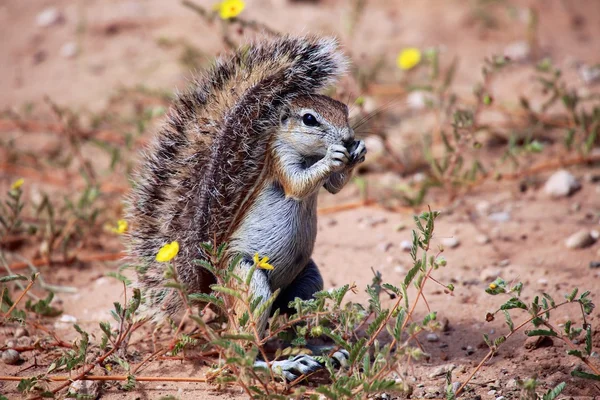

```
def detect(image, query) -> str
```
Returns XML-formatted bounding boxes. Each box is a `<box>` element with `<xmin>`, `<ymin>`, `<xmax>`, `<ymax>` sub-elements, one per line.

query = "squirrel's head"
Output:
<box><xmin>279</xmin><ymin>94</ymin><xmax>353</xmax><ymax>157</ymax></box>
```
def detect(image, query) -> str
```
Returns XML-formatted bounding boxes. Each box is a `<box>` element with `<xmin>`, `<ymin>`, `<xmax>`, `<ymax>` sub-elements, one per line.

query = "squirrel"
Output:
<box><xmin>127</xmin><ymin>35</ymin><xmax>366</xmax><ymax>380</ymax></box>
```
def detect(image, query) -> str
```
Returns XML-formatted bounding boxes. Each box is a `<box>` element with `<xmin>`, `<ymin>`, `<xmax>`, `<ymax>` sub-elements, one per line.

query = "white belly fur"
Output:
<box><xmin>230</xmin><ymin>180</ymin><xmax>318</xmax><ymax>290</ymax></box>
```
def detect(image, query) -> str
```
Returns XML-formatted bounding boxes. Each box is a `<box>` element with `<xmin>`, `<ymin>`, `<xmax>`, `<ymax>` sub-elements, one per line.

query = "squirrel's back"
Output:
<box><xmin>127</xmin><ymin>36</ymin><xmax>348</xmax><ymax>317</ymax></box>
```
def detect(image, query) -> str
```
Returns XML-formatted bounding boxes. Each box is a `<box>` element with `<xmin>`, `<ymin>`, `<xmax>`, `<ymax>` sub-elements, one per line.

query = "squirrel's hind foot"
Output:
<box><xmin>254</xmin><ymin>349</ymin><xmax>349</xmax><ymax>382</ymax></box>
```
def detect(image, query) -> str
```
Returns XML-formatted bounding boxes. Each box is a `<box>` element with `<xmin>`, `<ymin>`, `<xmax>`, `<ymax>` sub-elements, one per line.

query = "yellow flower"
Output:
<box><xmin>11</xmin><ymin>178</ymin><xmax>24</xmax><ymax>191</ymax></box>
<box><xmin>217</xmin><ymin>0</ymin><xmax>245</xmax><ymax>20</ymax></box>
<box><xmin>253</xmin><ymin>253</ymin><xmax>274</xmax><ymax>270</ymax></box>
<box><xmin>489</xmin><ymin>283</ymin><xmax>497</xmax><ymax>290</ymax></box>
<box><xmin>156</xmin><ymin>241</ymin><xmax>180</xmax><ymax>262</ymax></box>
<box><xmin>396</xmin><ymin>48</ymin><xmax>422</xmax><ymax>71</ymax></box>
<box><xmin>111</xmin><ymin>219</ymin><xmax>128</xmax><ymax>235</ymax></box>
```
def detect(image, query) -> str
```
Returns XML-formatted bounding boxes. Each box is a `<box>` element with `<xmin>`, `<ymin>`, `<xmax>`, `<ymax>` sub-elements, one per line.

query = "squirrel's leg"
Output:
<box><xmin>271</xmin><ymin>259</ymin><xmax>323</xmax><ymax>315</ymax></box>
<box><xmin>324</xmin><ymin>139</ymin><xmax>367</xmax><ymax>194</ymax></box>
<box><xmin>256</xmin><ymin>259</ymin><xmax>349</xmax><ymax>381</ymax></box>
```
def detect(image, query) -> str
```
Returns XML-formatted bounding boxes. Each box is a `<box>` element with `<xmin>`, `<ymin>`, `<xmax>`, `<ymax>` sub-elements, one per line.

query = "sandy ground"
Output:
<box><xmin>1</xmin><ymin>0</ymin><xmax>600</xmax><ymax>399</ymax></box>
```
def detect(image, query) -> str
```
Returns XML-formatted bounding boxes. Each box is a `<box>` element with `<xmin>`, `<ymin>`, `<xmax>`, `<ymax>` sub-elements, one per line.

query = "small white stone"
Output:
<box><xmin>480</xmin><ymin>268</ymin><xmax>502</xmax><ymax>281</ymax></box>
<box><xmin>441</xmin><ymin>237</ymin><xmax>460</xmax><ymax>248</ymax></box>
<box><xmin>400</xmin><ymin>240</ymin><xmax>412</xmax><ymax>252</ymax></box>
<box><xmin>59</xmin><ymin>314</ymin><xmax>77</xmax><ymax>323</ymax></box>
<box><xmin>60</xmin><ymin>42</ymin><xmax>78</xmax><ymax>58</ymax></box>
<box><xmin>426</xmin><ymin>333</ymin><xmax>439</xmax><ymax>342</ymax></box>
<box><xmin>475</xmin><ymin>234</ymin><xmax>490</xmax><ymax>245</ymax></box>
<box><xmin>537</xmin><ymin>278</ymin><xmax>548</xmax><ymax>286</ymax></box>
<box><xmin>14</xmin><ymin>327</ymin><xmax>29</xmax><ymax>338</ymax></box>
<box><xmin>2</xmin><ymin>349</ymin><xmax>21</xmax><ymax>365</ymax></box>
<box><xmin>394</xmin><ymin>265</ymin><xmax>406</xmax><ymax>274</ymax></box>
<box><xmin>475</xmin><ymin>201</ymin><xmax>491</xmax><ymax>216</ymax></box>
<box><xmin>544</xmin><ymin>170</ymin><xmax>581</xmax><ymax>198</ymax></box>
<box><xmin>579</xmin><ymin>64</ymin><xmax>600</xmax><ymax>84</ymax></box>
<box><xmin>565</xmin><ymin>230</ymin><xmax>596</xmax><ymax>249</ymax></box>
<box><xmin>488</xmin><ymin>212</ymin><xmax>510</xmax><ymax>223</ymax></box>
<box><xmin>69</xmin><ymin>380</ymin><xmax>101</xmax><ymax>397</ymax></box>
<box><xmin>503</xmin><ymin>41</ymin><xmax>530</xmax><ymax>62</ymax></box>
<box><xmin>36</xmin><ymin>8</ymin><xmax>63</xmax><ymax>27</ymax></box>
<box><xmin>406</xmin><ymin>91</ymin><xmax>436</xmax><ymax>110</ymax></box>
<box><xmin>377</xmin><ymin>242</ymin><xmax>393</xmax><ymax>252</ymax></box>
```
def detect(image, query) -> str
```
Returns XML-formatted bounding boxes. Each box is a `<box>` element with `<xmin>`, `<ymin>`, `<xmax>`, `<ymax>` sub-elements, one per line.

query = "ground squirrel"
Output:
<box><xmin>127</xmin><ymin>35</ymin><xmax>366</xmax><ymax>379</ymax></box>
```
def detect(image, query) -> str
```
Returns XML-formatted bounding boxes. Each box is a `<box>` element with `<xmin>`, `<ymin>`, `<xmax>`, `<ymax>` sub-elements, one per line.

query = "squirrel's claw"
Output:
<box><xmin>331</xmin><ymin>349</ymin><xmax>350</xmax><ymax>368</ymax></box>
<box><xmin>267</xmin><ymin>354</ymin><xmax>323</xmax><ymax>381</ymax></box>
<box><xmin>255</xmin><ymin>350</ymin><xmax>350</xmax><ymax>382</ymax></box>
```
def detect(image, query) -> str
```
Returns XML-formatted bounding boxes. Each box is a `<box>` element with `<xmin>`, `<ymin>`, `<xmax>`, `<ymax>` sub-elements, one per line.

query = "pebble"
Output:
<box><xmin>400</xmin><ymin>240</ymin><xmax>412</xmax><ymax>252</ymax></box>
<box><xmin>590</xmin><ymin>261</ymin><xmax>600</xmax><ymax>269</ymax></box>
<box><xmin>524</xmin><ymin>335</ymin><xmax>553</xmax><ymax>350</ymax></box>
<box><xmin>475</xmin><ymin>201</ymin><xmax>491</xmax><ymax>216</ymax></box>
<box><xmin>543</xmin><ymin>170</ymin><xmax>581</xmax><ymax>197</ymax></box>
<box><xmin>36</xmin><ymin>8</ymin><xmax>63</xmax><ymax>27</ymax></box>
<box><xmin>378</xmin><ymin>242</ymin><xmax>393</xmax><ymax>252</ymax></box>
<box><xmin>16</xmin><ymin>336</ymin><xmax>31</xmax><ymax>347</ymax></box>
<box><xmin>426</xmin><ymin>333</ymin><xmax>439</xmax><ymax>342</ymax></box>
<box><xmin>579</xmin><ymin>64</ymin><xmax>600</xmax><ymax>84</ymax></box>
<box><xmin>475</xmin><ymin>234</ymin><xmax>490</xmax><ymax>245</ymax></box>
<box><xmin>2</xmin><ymin>349</ymin><xmax>21</xmax><ymax>365</ymax></box>
<box><xmin>496</xmin><ymin>397</ymin><xmax>505</xmax><ymax>400</ymax></box>
<box><xmin>506</xmin><ymin>378</ymin><xmax>518</xmax><ymax>388</ymax></box>
<box><xmin>428</xmin><ymin>364</ymin><xmax>456</xmax><ymax>378</ymax></box>
<box><xmin>488</xmin><ymin>389</ymin><xmax>496</xmax><ymax>396</ymax></box>
<box><xmin>488</xmin><ymin>212</ymin><xmax>510</xmax><ymax>223</ymax></box>
<box><xmin>503</xmin><ymin>41</ymin><xmax>530</xmax><ymax>62</ymax></box>
<box><xmin>60</xmin><ymin>42</ymin><xmax>78</xmax><ymax>58</ymax></box>
<box><xmin>441</xmin><ymin>237</ymin><xmax>460</xmax><ymax>249</ymax></box>
<box><xmin>498</xmin><ymin>259</ymin><xmax>510</xmax><ymax>267</ymax></box>
<box><xmin>69</xmin><ymin>380</ymin><xmax>101</xmax><ymax>398</ymax></box>
<box><xmin>406</xmin><ymin>91</ymin><xmax>436</xmax><ymax>110</ymax></box>
<box><xmin>14</xmin><ymin>327</ymin><xmax>29</xmax><ymax>338</ymax></box>
<box><xmin>537</xmin><ymin>278</ymin><xmax>548</xmax><ymax>286</ymax></box>
<box><xmin>465</xmin><ymin>345</ymin><xmax>475</xmax><ymax>355</ymax></box>
<box><xmin>394</xmin><ymin>265</ymin><xmax>406</xmax><ymax>274</ymax></box>
<box><xmin>480</xmin><ymin>268</ymin><xmax>502</xmax><ymax>281</ymax></box>
<box><xmin>565</xmin><ymin>230</ymin><xmax>597</xmax><ymax>249</ymax></box>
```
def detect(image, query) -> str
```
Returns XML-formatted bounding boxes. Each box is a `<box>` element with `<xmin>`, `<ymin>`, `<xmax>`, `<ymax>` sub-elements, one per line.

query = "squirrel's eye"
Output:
<box><xmin>302</xmin><ymin>113</ymin><xmax>319</xmax><ymax>127</ymax></box>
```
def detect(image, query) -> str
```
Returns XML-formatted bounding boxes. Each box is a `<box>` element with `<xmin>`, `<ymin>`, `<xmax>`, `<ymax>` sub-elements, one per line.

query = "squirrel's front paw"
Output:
<box><xmin>348</xmin><ymin>139</ymin><xmax>367</xmax><ymax>166</ymax></box>
<box><xmin>325</xmin><ymin>144</ymin><xmax>350</xmax><ymax>172</ymax></box>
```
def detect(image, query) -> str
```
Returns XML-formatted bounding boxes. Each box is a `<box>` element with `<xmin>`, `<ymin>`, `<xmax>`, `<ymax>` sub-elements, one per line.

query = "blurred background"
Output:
<box><xmin>1</xmin><ymin>0</ymin><xmax>600</xmax><ymax>398</ymax></box>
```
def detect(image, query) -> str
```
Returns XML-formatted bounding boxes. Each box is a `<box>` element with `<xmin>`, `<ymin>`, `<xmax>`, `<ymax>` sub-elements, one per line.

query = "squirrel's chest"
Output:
<box><xmin>230</xmin><ymin>181</ymin><xmax>318</xmax><ymax>285</ymax></box>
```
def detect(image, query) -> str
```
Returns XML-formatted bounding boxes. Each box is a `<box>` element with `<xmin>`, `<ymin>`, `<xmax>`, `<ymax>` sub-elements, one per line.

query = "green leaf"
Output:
<box><xmin>566</xmin><ymin>288</ymin><xmax>579</xmax><ymax>301</ymax></box>
<box><xmin>526</xmin><ymin>329</ymin><xmax>558</xmax><ymax>337</ymax></box>
<box><xmin>570</xmin><ymin>370</ymin><xmax>600</xmax><ymax>381</ymax></box>
<box><xmin>500</xmin><ymin>298</ymin><xmax>528</xmax><ymax>311</ymax></box>
<box><xmin>542</xmin><ymin>382</ymin><xmax>565</xmax><ymax>400</ymax></box>
<box><xmin>422</xmin><ymin>311</ymin><xmax>437</xmax><ymax>326</ymax></box>
<box><xmin>366</xmin><ymin>311</ymin><xmax>389</xmax><ymax>338</ymax></box>
<box><xmin>502</xmin><ymin>310</ymin><xmax>514</xmax><ymax>331</ymax></box>
<box><xmin>404</xmin><ymin>260</ymin><xmax>422</xmax><ymax>287</ymax></box>
<box><xmin>0</xmin><ymin>274</ymin><xmax>27</xmax><ymax>283</ymax></box>
<box><xmin>210</xmin><ymin>285</ymin><xmax>242</xmax><ymax>300</ymax></box>
<box><xmin>253</xmin><ymin>288</ymin><xmax>280</xmax><ymax>320</ymax></box>
<box><xmin>188</xmin><ymin>293</ymin><xmax>226</xmax><ymax>311</ymax></box>
<box><xmin>567</xmin><ymin>349</ymin><xmax>583</xmax><ymax>358</ymax></box>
